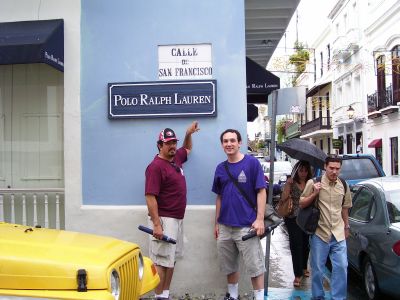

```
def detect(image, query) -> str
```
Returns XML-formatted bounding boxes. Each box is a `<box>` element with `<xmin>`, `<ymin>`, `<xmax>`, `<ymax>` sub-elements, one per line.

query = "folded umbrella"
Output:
<box><xmin>277</xmin><ymin>138</ymin><xmax>327</xmax><ymax>169</ymax></box>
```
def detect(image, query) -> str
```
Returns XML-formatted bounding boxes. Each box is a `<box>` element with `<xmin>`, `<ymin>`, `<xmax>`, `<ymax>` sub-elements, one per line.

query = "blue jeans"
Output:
<box><xmin>310</xmin><ymin>234</ymin><xmax>348</xmax><ymax>300</ymax></box>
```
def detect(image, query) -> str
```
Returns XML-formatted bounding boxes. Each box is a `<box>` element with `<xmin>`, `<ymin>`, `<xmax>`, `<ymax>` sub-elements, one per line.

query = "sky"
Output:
<box><xmin>247</xmin><ymin>0</ymin><xmax>336</xmax><ymax>140</ymax></box>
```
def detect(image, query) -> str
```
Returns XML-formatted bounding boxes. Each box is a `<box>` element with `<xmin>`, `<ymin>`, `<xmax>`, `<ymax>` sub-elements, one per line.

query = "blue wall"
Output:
<box><xmin>81</xmin><ymin>0</ymin><xmax>247</xmax><ymax>205</ymax></box>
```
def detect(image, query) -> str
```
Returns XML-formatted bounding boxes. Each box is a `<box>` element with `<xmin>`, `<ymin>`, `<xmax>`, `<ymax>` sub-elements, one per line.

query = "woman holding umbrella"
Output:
<box><xmin>279</xmin><ymin>160</ymin><xmax>313</xmax><ymax>287</ymax></box>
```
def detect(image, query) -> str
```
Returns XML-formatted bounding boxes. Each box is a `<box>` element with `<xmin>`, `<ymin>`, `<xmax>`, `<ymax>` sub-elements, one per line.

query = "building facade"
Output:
<box><xmin>330</xmin><ymin>0</ymin><xmax>399</xmax><ymax>175</ymax></box>
<box><xmin>0</xmin><ymin>0</ymin><xmax>252</xmax><ymax>294</ymax></box>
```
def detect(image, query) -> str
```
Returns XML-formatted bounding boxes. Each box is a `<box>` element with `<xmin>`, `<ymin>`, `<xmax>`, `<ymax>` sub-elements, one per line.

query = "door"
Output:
<box><xmin>0</xmin><ymin>66</ymin><xmax>12</xmax><ymax>188</ymax></box>
<box><xmin>346</xmin><ymin>134</ymin><xmax>353</xmax><ymax>154</ymax></box>
<box><xmin>348</xmin><ymin>187</ymin><xmax>376</xmax><ymax>269</ymax></box>
<box><xmin>0</xmin><ymin>64</ymin><xmax>64</xmax><ymax>189</ymax></box>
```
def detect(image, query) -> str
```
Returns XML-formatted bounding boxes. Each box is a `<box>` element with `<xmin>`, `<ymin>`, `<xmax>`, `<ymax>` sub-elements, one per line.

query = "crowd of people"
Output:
<box><xmin>144</xmin><ymin>121</ymin><xmax>352</xmax><ymax>300</ymax></box>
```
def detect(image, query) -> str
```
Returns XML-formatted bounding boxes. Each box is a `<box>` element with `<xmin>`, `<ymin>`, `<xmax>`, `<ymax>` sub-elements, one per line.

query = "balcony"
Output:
<box><xmin>367</xmin><ymin>84</ymin><xmax>400</xmax><ymax>118</ymax></box>
<box><xmin>0</xmin><ymin>188</ymin><xmax>65</xmax><ymax>229</ymax></box>
<box><xmin>285</xmin><ymin>120</ymin><xmax>302</xmax><ymax>139</ymax></box>
<box><xmin>300</xmin><ymin>117</ymin><xmax>331</xmax><ymax>136</ymax></box>
<box><xmin>332</xmin><ymin>28</ymin><xmax>361</xmax><ymax>63</ymax></box>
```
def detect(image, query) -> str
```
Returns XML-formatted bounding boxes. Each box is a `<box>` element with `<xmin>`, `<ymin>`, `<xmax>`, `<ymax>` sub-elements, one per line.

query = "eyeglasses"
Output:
<box><xmin>170</xmin><ymin>162</ymin><xmax>181</xmax><ymax>173</ymax></box>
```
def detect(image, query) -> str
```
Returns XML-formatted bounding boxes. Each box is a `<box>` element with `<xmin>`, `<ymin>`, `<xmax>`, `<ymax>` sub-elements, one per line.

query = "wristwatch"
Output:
<box><xmin>344</xmin><ymin>224</ymin><xmax>350</xmax><ymax>229</ymax></box>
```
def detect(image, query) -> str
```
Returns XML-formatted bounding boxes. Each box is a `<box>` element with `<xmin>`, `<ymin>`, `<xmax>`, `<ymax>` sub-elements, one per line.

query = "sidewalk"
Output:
<box><xmin>263</xmin><ymin>224</ymin><xmax>331</xmax><ymax>299</ymax></box>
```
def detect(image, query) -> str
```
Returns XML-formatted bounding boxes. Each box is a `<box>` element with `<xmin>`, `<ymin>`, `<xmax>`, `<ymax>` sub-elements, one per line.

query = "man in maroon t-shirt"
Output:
<box><xmin>145</xmin><ymin>121</ymin><xmax>199</xmax><ymax>300</ymax></box>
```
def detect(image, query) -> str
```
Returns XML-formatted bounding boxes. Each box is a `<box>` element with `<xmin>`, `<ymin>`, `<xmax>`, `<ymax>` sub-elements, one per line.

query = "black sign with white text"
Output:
<box><xmin>108</xmin><ymin>80</ymin><xmax>217</xmax><ymax>119</ymax></box>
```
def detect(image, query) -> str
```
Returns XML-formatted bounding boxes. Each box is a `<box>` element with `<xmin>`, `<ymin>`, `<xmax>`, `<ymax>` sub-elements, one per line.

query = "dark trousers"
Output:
<box><xmin>285</xmin><ymin>217</ymin><xmax>310</xmax><ymax>277</ymax></box>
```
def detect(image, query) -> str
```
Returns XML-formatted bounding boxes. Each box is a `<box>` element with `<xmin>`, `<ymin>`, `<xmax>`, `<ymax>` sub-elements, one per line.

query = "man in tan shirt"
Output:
<box><xmin>300</xmin><ymin>155</ymin><xmax>352</xmax><ymax>300</ymax></box>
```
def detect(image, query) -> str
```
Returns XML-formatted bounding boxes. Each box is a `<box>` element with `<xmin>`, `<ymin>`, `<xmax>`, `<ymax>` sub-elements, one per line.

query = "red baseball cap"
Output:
<box><xmin>158</xmin><ymin>128</ymin><xmax>178</xmax><ymax>142</ymax></box>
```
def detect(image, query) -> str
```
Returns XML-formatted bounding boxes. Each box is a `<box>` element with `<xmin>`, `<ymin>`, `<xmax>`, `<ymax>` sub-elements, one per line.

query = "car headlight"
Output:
<box><xmin>110</xmin><ymin>269</ymin><xmax>120</xmax><ymax>300</ymax></box>
<box><xmin>138</xmin><ymin>252</ymin><xmax>144</xmax><ymax>281</ymax></box>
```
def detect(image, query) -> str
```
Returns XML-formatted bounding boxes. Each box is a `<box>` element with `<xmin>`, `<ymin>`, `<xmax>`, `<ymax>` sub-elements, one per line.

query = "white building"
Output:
<box><xmin>329</xmin><ymin>0</ymin><xmax>399</xmax><ymax>175</ymax></box>
<box><xmin>299</xmin><ymin>23</ymin><xmax>334</xmax><ymax>154</ymax></box>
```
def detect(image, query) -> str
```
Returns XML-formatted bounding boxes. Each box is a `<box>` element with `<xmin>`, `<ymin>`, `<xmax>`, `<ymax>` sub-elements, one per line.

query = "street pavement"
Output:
<box><xmin>263</xmin><ymin>223</ymin><xmax>397</xmax><ymax>300</ymax></box>
<box><xmin>143</xmin><ymin>221</ymin><xmax>396</xmax><ymax>300</ymax></box>
<box><xmin>262</xmin><ymin>224</ymin><xmax>329</xmax><ymax>299</ymax></box>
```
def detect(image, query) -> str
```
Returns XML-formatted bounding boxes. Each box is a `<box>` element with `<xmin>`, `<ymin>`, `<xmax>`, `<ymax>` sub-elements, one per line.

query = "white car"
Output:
<box><xmin>261</xmin><ymin>161</ymin><xmax>292</xmax><ymax>184</ymax></box>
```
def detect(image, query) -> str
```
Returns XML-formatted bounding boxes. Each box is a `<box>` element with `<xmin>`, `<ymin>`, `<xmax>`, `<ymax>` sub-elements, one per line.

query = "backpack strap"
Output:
<box><xmin>338</xmin><ymin>176</ymin><xmax>348</xmax><ymax>206</ymax></box>
<box><xmin>224</xmin><ymin>161</ymin><xmax>256</xmax><ymax>211</ymax></box>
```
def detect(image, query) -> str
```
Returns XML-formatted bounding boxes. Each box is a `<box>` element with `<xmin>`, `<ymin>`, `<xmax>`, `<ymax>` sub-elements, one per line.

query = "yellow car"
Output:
<box><xmin>0</xmin><ymin>222</ymin><xmax>159</xmax><ymax>300</ymax></box>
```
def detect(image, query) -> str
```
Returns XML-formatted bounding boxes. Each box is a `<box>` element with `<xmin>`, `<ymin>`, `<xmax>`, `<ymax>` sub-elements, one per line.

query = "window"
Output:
<box><xmin>328</xmin><ymin>137</ymin><xmax>331</xmax><ymax>154</ymax></box>
<box><xmin>319</xmin><ymin>96</ymin><xmax>323</xmax><ymax>118</ymax></box>
<box><xmin>377</xmin><ymin>55</ymin><xmax>386</xmax><ymax>107</ymax></box>
<box><xmin>349</xmin><ymin>187</ymin><xmax>376</xmax><ymax>222</ymax></box>
<box><xmin>0</xmin><ymin>64</ymin><xmax>64</xmax><ymax>189</ymax></box>
<box><xmin>392</xmin><ymin>45</ymin><xmax>400</xmax><ymax>102</ymax></box>
<box><xmin>391</xmin><ymin>136</ymin><xmax>398</xmax><ymax>175</ymax></box>
<box><xmin>327</xmin><ymin>44</ymin><xmax>331</xmax><ymax>70</ymax></box>
<box><xmin>320</xmin><ymin>51</ymin><xmax>324</xmax><ymax>76</ymax></box>
<box><xmin>312</xmin><ymin>97</ymin><xmax>316</xmax><ymax>120</ymax></box>
<box><xmin>338</xmin><ymin>136</ymin><xmax>344</xmax><ymax>155</ymax></box>
<box><xmin>340</xmin><ymin>158</ymin><xmax>382</xmax><ymax>180</ymax></box>
<box><xmin>326</xmin><ymin>92</ymin><xmax>330</xmax><ymax>125</ymax></box>
<box><xmin>346</xmin><ymin>134</ymin><xmax>353</xmax><ymax>154</ymax></box>
<box><xmin>387</xmin><ymin>190</ymin><xmax>400</xmax><ymax>223</ymax></box>
<box><xmin>337</xmin><ymin>86</ymin><xmax>342</xmax><ymax>107</ymax></box>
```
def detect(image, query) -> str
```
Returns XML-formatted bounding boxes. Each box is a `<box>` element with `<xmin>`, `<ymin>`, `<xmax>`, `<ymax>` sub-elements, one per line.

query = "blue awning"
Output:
<box><xmin>0</xmin><ymin>19</ymin><xmax>64</xmax><ymax>72</ymax></box>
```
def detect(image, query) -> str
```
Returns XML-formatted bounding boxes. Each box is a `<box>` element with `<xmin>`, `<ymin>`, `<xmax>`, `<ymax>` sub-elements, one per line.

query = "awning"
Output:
<box><xmin>368</xmin><ymin>139</ymin><xmax>382</xmax><ymax>148</ymax></box>
<box><xmin>247</xmin><ymin>104</ymin><xmax>258</xmax><ymax>122</ymax></box>
<box><xmin>0</xmin><ymin>19</ymin><xmax>64</xmax><ymax>72</ymax></box>
<box><xmin>246</xmin><ymin>57</ymin><xmax>280</xmax><ymax>104</ymax></box>
<box><xmin>306</xmin><ymin>81</ymin><xmax>331</xmax><ymax>98</ymax></box>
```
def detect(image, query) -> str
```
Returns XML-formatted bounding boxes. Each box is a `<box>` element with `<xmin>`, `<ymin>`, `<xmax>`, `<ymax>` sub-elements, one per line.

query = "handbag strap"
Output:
<box><xmin>314</xmin><ymin>176</ymin><xmax>347</xmax><ymax>206</ymax></box>
<box><xmin>224</xmin><ymin>161</ymin><xmax>256</xmax><ymax>211</ymax></box>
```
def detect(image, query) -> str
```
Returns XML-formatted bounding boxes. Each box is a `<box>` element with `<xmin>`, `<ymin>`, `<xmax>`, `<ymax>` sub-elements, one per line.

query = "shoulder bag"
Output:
<box><xmin>277</xmin><ymin>192</ymin><xmax>293</xmax><ymax>218</ymax></box>
<box><xmin>296</xmin><ymin>177</ymin><xmax>348</xmax><ymax>235</ymax></box>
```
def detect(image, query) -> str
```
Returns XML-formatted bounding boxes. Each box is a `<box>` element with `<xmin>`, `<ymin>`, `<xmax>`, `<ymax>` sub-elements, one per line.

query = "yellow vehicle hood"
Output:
<box><xmin>0</xmin><ymin>222</ymin><xmax>138</xmax><ymax>290</ymax></box>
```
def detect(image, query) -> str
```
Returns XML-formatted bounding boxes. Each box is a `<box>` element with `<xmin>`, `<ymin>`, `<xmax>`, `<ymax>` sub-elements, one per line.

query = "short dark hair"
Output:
<box><xmin>220</xmin><ymin>129</ymin><xmax>242</xmax><ymax>143</ymax></box>
<box><xmin>325</xmin><ymin>154</ymin><xmax>342</xmax><ymax>166</ymax></box>
<box><xmin>157</xmin><ymin>140</ymin><xmax>163</xmax><ymax>152</ymax></box>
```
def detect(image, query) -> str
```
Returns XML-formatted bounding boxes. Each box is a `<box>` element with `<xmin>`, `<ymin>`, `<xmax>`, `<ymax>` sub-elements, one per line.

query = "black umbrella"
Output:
<box><xmin>277</xmin><ymin>138</ymin><xmax>327</xmax><ymax>169</ymax></box>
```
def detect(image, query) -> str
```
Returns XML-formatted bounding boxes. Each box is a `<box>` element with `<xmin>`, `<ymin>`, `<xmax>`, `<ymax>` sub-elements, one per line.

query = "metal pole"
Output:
<box><xmin>264</xmin><ymin>90</ymin><xmax>277</xmax><ymax>297</ymax></box>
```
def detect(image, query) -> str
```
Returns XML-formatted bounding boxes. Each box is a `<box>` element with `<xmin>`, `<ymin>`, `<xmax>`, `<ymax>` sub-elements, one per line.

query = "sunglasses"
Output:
<box><xmin>170</xmin><ymin>162</ymin><xmax>181</xmax><ymax>173</ymax></box>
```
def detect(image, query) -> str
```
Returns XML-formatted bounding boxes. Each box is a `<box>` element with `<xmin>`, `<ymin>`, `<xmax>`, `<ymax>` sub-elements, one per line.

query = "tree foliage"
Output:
<box><xmin>288</xmin><ymin>41</ymin><xmax>310</xmax><ymax>85</ymax></box>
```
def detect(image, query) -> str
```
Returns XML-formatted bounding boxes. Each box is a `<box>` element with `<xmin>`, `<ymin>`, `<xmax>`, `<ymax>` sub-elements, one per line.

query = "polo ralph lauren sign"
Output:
<box><xmin>108</xmin><ymin>80</ymin><xmax>217</xmax><ymax>119</ymax></box>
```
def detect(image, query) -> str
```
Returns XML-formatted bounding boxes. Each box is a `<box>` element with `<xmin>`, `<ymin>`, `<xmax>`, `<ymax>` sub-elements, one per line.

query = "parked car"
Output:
<box><xmin>347</xmin><ymin>176</ymin><xmax>400</xmax><ymax>300</ymax></box>
<box><xmin>261</xmin><ymin>161</ymin><xmax>292</xmax><ymax>184</ymax></box>
<box><xmin>315</xmin><ymin>154</ymin><xmax>385</xmax><ymax>187</ymax></box>
<box><xmin>0</xmin><ymin>222</ymin><xmax>160</xmax><ymax>300</ymax></box>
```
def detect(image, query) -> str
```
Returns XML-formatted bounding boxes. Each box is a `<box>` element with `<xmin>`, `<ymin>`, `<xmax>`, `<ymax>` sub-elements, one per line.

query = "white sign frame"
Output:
<box><xmin>158</xmin><ymin>43</ymin><xmax>213</xmax><ymax>80</ymax></box>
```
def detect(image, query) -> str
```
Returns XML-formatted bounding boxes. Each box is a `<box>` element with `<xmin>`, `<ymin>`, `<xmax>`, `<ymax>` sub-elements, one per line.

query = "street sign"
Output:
<box><xmin>333</xmin><ymin>139</ymin><xmax>343</xmax><ymax>149</ymax></box>
<box><xmin>108</xmin><ymin>80</ymin><xmax>217</xmax><ymax>119</ymax></box>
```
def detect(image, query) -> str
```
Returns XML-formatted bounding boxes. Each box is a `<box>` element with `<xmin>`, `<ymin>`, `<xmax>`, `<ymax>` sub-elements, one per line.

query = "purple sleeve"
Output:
<box><xmin>212</xmin><ymin>164</ymin><xmax>222</xmax><ymax>195</ymax></box>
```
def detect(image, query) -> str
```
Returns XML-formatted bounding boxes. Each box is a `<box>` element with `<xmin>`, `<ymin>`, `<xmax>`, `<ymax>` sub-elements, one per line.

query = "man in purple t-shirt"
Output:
<box><xmin>145</xmin><ymin>121</ymin><xmax>199</xmax><ymax>300</ymax></box>
<box><xmin>212</xmin><ymin>129</ymin><xmax>266</xmax><ymax>300</ymax></box>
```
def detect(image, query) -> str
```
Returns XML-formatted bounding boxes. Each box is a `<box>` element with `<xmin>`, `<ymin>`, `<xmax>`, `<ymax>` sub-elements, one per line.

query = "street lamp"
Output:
<box><xmin>347</xmin><ymin>105</ymin><xmax>355</xmax><ymax>119</ymax></box>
